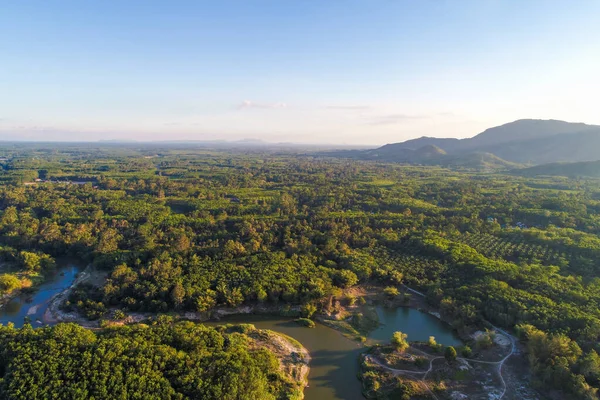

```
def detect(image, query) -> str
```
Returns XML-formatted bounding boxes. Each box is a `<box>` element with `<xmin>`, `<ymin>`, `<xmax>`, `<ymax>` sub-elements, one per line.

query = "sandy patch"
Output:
<box><xmin>26</xmin><ymin>304</ymin><xmax>40</xmax><ymax>315</ymax></box>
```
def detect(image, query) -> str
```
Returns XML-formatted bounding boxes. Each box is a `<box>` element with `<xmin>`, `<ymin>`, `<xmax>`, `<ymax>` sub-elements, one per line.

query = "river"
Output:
<box><xmin>0</xmin><ymin>260</ymin><xmax>81</xmax><ymax>328</ymax></box>
<box><xmin>0</xmin><ymin>264</ymin><xmax>461</xmax><ymax>400</ymax></box>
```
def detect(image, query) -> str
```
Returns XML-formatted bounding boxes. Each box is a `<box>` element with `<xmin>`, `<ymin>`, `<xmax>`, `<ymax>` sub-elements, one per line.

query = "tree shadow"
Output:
<box><xmin>304</xmin><ymin>348</ymin><xmax>366</xmax><ymax>400</ymax></box>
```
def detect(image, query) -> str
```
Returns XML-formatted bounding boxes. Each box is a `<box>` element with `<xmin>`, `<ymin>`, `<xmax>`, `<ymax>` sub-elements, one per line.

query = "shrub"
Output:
<box><xmin>301</xmin><ymin>303</ymin><xmax>317</xmax><ymax>318</ymax></box>
<box><xmin>295</xmin><ymin>318</ymin><xmax>316</xmax><ymax>328</ymax></box>
<box><xmin>428</xmin><ymin>336</ymin><xmax>437</xmax><ymax>348</ymax></box>
<box><xmin>0</xmin><ymin>274</ymin><xmax>21</xmax><ymax>293</ymax></box>
<box><xmin>445</xmin><ymin>346</ymin><xmax>457</xmax><ymax>362</ymax></box>
<box><xmin>392</xmin><ymin>331</ymin><xmax>409</xmax><ymax>352</ymax></box>
<box><xmin>461</xmin><ymin>345</ymin><xmax>472</xmax><ymax>358</ymax></box>
<box><xmin>384</xmin><ymin>286</ymin><xmax>399</xmax><ymax>299</ymax></box>
<box><xmin>345</xmin><ymin>295</ymin><xmax>357</xmax><ymax>306</ymax></box>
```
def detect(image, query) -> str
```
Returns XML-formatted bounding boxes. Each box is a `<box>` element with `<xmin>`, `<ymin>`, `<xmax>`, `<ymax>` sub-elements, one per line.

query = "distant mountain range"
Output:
<box><xmin>325</xmin><ymin>119</ymin><xmax>600</xmax><ymax>171</ymax></box>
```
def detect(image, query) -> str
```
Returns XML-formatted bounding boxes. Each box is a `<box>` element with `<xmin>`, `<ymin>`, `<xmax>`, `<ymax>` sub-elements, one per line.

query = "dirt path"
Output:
<box><xmin>486</xmin><ymin>326</ymin><xmax>517</xmax><ymax>399</ymax></box>
<box><xmin>366</xmin><ymin>353</ymin><xmax>442</xmax><ymax>399</ymax></box>
<box><xmin>365</xmin><ymin>354</ymin><xmax>434</xmax><ymax>376</ymax></box>
<box><xmin>369</xmin><ymin>340</ymin><xmax>516</xmax><ymax>399</ymax></box>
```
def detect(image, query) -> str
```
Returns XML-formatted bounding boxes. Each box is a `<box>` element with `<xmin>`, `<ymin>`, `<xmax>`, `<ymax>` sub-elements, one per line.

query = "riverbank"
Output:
<box><xmin>0</xmin><ymin>289</ymin><xmax>21</xmax><ymax>309</ymax></box>
<box><xmin>42</xmin><ymin>276</ymin><xmax>509</xmax><ymax>352</ymax></box>
<box><xmin>251</xmin><ymin>328</ymin><xmax>311</xmax><ymax>395</ymax></box>
<box><xmin>0</xmin><ymin>270</ymin><xmax>39</xmax><ymax>309</ymax></box>
<box><xmin>43</xmin><ymin>279</ymin><xmax>465</xmax><ymax>349</ymax></box>
<box><xmin>46</xmin><ymin>292</ymin><xmax>305</xmax><ymax>327</ymax></box>
<box><xmin>311</xmin><ymin>283</ymin><xmax>542</xmax><ymax>400</ymax></box>
<box><xmin>209</xmin><ymin>323</ymin><xmax>310</xmax><ymax>398</ymax></box>
<box><xmin>43</xmin><ymin>264</ymin><xmax>97</xmax><ymax>327</ymax></box>
<box><xmin>1</xmin><ymin>258</ymin><xmax>87</xmax><ymax>312</ymax></box>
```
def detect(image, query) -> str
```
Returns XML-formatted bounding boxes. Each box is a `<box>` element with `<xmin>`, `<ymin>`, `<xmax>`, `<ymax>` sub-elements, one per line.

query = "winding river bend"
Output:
<box><xmin>0</xmin><ymin>261</ymin><xmax>82</xmax><ymax>328</ymax></box>
<box><xmin>0</xmin><ymin>263</ymin><xmax>461</xmax><ymax>400</ymax></box>
<box><xmin>206</xmin><ymin>315</ymin><xmax>366</xmax><ymax>400</ymax></box>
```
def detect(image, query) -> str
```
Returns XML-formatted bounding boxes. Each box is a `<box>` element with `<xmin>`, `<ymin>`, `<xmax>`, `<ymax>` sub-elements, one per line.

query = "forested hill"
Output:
<box><xmin>515</xmin><ymin>160</ymin><xmax>600</xmax><ymax>178</ymax></box>
<box><xmin>326</xmin><ymin>119</ymin><xmax>600</xmax><ymax>168</ymax></box>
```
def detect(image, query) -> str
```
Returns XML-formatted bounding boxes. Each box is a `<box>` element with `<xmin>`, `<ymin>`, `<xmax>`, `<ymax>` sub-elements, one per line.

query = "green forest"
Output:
<box><xmin>1</xmin><ymin>143</ymin><xmax>600</xmax><ymax>398</ymax></box>
<box><xmin>0</xmin><ymin>320</ymin><xmax>303</xmax><ymax>399</ymax></box>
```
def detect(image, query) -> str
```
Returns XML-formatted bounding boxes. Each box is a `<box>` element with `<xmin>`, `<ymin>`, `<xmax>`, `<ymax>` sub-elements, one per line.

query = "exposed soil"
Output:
<box><xmin>249</xmin><ymin>328</ymin><xmax>311</xmax><ymax>392</ymax></box>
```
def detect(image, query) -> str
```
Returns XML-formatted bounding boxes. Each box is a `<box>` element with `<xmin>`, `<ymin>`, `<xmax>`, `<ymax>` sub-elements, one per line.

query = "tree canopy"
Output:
<box><xmin>0</xmin><ymin>321</ymin><xmax>302</xmax><ymax>400</ymax></box>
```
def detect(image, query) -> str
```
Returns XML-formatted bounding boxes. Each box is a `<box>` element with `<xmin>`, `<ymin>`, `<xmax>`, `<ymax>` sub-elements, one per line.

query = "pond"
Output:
<box><xmin>369</xmin><ymin>306</ymin><xmax>462</xmax><ymax>346</ymax></box>
<box><xmin>0</xmin><ymin>261</ymin><xmax>82</xmax><ymax>328</ymax></box>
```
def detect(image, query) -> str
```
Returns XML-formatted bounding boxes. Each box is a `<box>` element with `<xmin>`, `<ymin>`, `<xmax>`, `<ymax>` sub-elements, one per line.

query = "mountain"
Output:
<box><xmin>516</xmin><ymin>160</ymin><xmax>600</xmax><ymax>178</ymax></box>
<box><xmin>441</xmin><ymin>152</ymin><xmax>521</xmax><ymax>170</ymax></box>
<box><xmin>382</xmin><ymin>137</ymin><xmax>462</xmax><ymax>152</ymax></box>
<box><xmin>471</xmin><ymin>130</ymin><xmax>600</xmax><ymax>164</ymax></box>
<box><xmin>338</xmin><ymin>119</ymin><xmax>600</xmax><ymax>168</ymax></box>
<box><xmin>361</xmin><ymin>144</ymin><xmax>444</xmax><ymax>161</ymax></box>
<box><xmin>413</xmin><ymin>144</ymin><xmax>447</xmax><ymax>158</ymax></box>
<box><xmin>330</xmin><ymin>144</ymin><xmax>520</xmax><ymax>170</ymax></box>
<box><xmin>363</xmin><ymin>146</ymin><xmax>415</xmax><ymax>161</ymax></box>
<box><xmin>463</xmin><ymin>119</ymin><xmax>600</xmax><ymax>150</ymax></box>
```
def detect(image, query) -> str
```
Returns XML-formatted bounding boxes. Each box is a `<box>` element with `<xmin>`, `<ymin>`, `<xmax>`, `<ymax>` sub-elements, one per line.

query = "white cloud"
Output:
<box><xmin>238</xmin><ymin>100</ymin><xmax>288</xmax><ymax>110</ymax></box>
<box><xmin>325</xmin><ymin>105</ymin><xmax>371</xmax><ymax>110</ymax></box>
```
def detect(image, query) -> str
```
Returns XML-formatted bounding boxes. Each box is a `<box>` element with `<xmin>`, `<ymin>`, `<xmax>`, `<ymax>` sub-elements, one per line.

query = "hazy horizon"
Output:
<box><xmin>2</xmin><ymin>1</ymin><xmax>599</xmax><ymax>144</ymax></box>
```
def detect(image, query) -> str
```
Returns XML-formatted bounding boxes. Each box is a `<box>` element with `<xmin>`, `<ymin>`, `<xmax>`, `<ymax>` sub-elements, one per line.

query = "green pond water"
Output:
<box><xmin>1</xmin><ymin>268</ymin><xmax>461</xmax><ymax>400</ymax></box>
<box><xmin>206</xmin><ymin>315</ymin><xmax>366</xmax><ymax>400</ymax></box>
<box><xmin>369</xmin><ymin>306</ymin><xmax>462</xmax><ymax>346</ymax></box>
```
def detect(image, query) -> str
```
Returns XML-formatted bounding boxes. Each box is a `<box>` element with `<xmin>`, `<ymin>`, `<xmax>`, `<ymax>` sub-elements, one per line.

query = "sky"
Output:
<box><xmin>1</xmin><ymin>0</ymin><xmax>599</xmax><ymax>145</ymax></box>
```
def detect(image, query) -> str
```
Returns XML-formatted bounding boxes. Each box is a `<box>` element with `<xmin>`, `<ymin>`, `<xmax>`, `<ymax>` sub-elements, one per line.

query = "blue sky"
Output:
<box><xmin>1</xmin><ymin>1</ymin><xmax>599</xmax><ymax>144</ymax></box>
